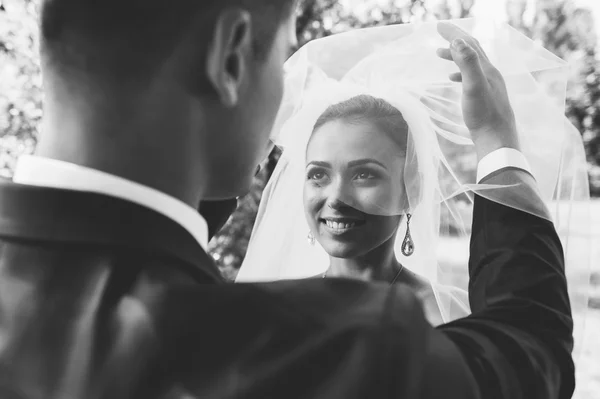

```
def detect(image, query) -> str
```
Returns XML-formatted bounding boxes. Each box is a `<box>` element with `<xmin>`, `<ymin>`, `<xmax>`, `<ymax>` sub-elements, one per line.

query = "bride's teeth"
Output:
<box><xmin>325</xmin><ymin>220</ymin><xmax>358</xmax><ymax>229</ymax></box>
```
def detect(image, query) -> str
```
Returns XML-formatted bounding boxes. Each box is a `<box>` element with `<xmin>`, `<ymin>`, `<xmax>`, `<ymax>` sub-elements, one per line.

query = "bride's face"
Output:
<box><xmin>304</xmin><ymin>118</ymin><xmax>406</xmax><ymax>258</ymax></box>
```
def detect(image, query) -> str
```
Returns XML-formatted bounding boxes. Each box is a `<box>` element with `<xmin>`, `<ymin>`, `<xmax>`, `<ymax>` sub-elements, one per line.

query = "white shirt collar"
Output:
<box><xmin>12</xmin><ymin>155</ymin><xmax>209</xmax><ymax>251</ymax></box>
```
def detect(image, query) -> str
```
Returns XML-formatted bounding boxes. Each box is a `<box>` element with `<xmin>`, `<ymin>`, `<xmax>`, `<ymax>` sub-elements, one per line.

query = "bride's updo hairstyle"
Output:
<box><xmin>311</xmin><ymin>94</ymin><xmax>410</xmax><ymax>154</ymax></box>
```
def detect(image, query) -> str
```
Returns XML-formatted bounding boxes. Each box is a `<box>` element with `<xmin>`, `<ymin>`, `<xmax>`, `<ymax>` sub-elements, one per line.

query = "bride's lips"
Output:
<box><xmin>320</xmin><ymin>217</ymin><xmax>366</xmax><ymax>235</ymax></box>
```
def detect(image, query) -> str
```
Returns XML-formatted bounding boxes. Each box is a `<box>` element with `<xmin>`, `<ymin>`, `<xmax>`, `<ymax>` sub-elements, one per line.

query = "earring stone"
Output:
<box><xmin>307</xmin><ymin>231</ymin><xmax>315</xmax><ymax>245</ymax></box>
<box><xmin>401</xmin><ymin>213</ymin><xmax>414</xmax><ymax>257</ymax></box>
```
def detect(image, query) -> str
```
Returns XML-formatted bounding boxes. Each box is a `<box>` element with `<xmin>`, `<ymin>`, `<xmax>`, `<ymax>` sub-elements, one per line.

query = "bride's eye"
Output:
<box><xmin>307</xmin><ymin>169</ymin><xmax>327</xmax><ymax>181</ymax></box>
<box><xmin>354</xmin><ymin>170</ymin><xmax>377</xmax><ymax>180</ymax></box>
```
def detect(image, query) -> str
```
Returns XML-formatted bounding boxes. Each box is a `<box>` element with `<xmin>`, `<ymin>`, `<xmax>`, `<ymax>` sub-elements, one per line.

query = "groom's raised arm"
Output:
<box><xmin>433</xmin><ymin>23</ymin><xmax>574</xmax><ymax>399</ymax></box>
<box><xmin>437</xmin><ymin>169</ymin><xmax>574</xmax><ymax>399</ymax></box>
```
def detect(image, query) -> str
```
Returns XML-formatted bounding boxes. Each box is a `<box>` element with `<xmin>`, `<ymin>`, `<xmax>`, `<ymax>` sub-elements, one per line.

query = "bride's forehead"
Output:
<box><xmin>306</xmin><ymin>119</ymin><xmax>402</xmax><ymax>157</ymax></box>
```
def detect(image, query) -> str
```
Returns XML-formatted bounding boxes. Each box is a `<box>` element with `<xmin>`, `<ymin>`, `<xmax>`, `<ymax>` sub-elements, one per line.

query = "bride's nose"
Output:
<box><xmin>327</xmin><ymin>197</ymin><xmax>347</xmax><ymax>210</ymax></box>
<box><xmin>324</xmin><ymin>178</ymin><xmax>351</xmax><ymax>210</ymax></box>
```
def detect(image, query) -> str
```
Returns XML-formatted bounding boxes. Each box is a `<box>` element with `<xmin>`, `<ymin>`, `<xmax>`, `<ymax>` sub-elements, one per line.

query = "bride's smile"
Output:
<box><xmin>321</xmin><ymin>217</ymin><xmax>366</xmax><ymax>232</ymax></box>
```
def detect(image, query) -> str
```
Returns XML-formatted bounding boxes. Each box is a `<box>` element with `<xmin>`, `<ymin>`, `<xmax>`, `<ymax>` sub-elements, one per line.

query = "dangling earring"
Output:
<box><xmin>307</xmin><ymin>231</ymin><xmax>315</xmax><ymax>245</ymax></box>
<box><xmin>401</xmin><ymin>213</ymin><xmax>415</xmax><ymax>257</ymax></box>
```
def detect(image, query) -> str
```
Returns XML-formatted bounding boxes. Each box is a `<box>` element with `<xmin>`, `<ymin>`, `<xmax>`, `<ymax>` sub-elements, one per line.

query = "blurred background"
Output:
<box><xmin>1</xmin><ymin>0</ymin><xmax>598</xmax><ymax>397</ymax></box>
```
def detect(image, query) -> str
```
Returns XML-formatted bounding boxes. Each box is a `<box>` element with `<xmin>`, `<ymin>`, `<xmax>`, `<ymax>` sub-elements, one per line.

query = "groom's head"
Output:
<box><xmin>39</xmin><ymin>0</ymin><xmax>297</xmax><ymax>199</ymax></box>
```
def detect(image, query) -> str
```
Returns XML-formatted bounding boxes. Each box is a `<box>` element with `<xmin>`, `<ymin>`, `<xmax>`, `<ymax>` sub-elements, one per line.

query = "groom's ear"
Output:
<box><xmin>206</xmin><ymin>8</ymin><xmax>252</xmax><ymax>108</ymax></box>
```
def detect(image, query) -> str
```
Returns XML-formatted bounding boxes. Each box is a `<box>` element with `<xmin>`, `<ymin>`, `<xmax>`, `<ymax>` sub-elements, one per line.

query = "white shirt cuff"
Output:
<box><xmin>476</xmin><ymin>148</ymin><xmax>532</xmax><ymax>183</ymax></box>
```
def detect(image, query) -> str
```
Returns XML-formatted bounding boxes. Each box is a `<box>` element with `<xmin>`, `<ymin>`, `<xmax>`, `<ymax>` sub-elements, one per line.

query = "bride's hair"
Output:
<box><xmin>311</xmin><ymin>94</ymin><xmax>410</xmax><ymax>154</ymax></box>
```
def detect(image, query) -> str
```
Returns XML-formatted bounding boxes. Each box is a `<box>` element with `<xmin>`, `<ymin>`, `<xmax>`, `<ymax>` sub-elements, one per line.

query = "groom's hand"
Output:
<box><xmin>436</xmin><ymin>22</ymin><xmax>520</xmax><ymax>160</ymax></box>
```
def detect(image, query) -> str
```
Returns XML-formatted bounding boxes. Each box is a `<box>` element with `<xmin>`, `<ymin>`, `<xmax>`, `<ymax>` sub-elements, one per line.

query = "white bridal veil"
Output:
<box><xmin>237</xmin><ymin>19</ymin><xmax>592</xmax><ymax>355</ymax></box>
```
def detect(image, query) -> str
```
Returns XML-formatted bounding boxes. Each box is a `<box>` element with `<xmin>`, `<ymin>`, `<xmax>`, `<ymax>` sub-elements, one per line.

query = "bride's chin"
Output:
<box><xmin>321</xmin><ymin>241</ymin><xmax>363</xmax><ymax>259</ymax></box>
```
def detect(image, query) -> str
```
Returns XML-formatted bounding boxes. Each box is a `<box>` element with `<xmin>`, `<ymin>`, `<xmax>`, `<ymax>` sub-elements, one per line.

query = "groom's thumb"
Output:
<box><xmin>451</xmin><ymin>39</ymin><xmax>485</xmax><ymax>93</ymax></box>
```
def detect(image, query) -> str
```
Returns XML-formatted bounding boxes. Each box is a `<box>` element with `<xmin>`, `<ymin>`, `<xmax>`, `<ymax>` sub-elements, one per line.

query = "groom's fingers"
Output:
<box><xmin>436</xmin><ymin>47</ymin><xmax>453</xmax><ymax>61</ymax></box>
<box><xmin>437</xmin><ymin>22</ymin><xmax>495</xmax><ymax>74</ymax></box>
<box><xmin>437</xmin><ymin>22</ymin><xmax>490</xmax><ymax>92</ymax></box>
<box><xmin>449</xmin><ymin>72</ymin><xmax>462</xmax><ymax>82</ymax></box>
<box><xmin>449</xmin><ymin>39</ymin><xmax>486</xmax><ymax>93</ymax></box>
<box><xmin>437</xmin><ymin>44</ymin><xmax>481</xmax><ymax>87</ymax></box>
<box><xmin>437</xmin><ymin>22</ymin><xmax>487</xmax><ymax>59</ymax></box>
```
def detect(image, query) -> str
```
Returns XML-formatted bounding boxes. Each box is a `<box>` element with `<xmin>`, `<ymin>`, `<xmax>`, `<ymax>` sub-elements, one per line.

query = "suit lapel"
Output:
<box><xmin>0</xmin><ymin>180</ymin><xmax>224</xmax><ymax>283</ymax></box>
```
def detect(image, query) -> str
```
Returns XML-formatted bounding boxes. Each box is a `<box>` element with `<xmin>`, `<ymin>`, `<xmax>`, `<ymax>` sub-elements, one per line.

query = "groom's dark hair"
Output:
<box><xmin>40</xmin><ymin>0</ymin><xmax>295</xmax><ymax>85</ymax></box>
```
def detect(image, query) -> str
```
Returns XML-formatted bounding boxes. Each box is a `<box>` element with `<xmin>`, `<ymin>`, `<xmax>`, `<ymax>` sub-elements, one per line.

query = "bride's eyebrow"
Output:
<box><xmin>347</xmin><ymin>159</ymin><xmax>388</xmax><ymax>170</ymax></box>
<box><xmin>306</xmin><ymin>161</ymin><xmax>331</xmax><ymax>168</ymax></box>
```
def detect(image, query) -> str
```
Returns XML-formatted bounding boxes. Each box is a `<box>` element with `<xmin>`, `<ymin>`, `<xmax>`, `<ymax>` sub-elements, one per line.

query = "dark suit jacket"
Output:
<box><xmin>0</xmin><ymin>170</ymin><xmax>573</xmax><ymax>399</ymax></box>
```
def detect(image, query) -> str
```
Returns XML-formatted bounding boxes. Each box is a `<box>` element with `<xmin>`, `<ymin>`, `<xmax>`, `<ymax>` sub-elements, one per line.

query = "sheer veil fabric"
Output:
<box><xmin>236</xmin><ymin>19</ymin><xmax>592</xmax><ymax>353</ymax></box>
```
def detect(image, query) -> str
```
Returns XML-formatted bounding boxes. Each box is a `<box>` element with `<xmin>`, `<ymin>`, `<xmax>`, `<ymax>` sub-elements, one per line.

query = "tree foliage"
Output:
<box><xmin>0</xmin><ymin>0</ymin><xmax>40</xmax><ymax>177</ymax></box>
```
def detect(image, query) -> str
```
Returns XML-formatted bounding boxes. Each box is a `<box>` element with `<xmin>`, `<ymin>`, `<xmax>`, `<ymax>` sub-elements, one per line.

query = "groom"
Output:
<box><xmin>0</xmin><ymin>1</ymin><xmax>573</xmax><ymax>399</ymax></box>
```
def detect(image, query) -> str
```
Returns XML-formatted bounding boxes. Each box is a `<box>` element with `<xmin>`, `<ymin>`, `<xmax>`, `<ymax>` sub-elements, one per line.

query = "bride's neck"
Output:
<box><xmin>328</xmin><ymin>237</ymin><xmax>400</xmax><ymax>282</ymax></box>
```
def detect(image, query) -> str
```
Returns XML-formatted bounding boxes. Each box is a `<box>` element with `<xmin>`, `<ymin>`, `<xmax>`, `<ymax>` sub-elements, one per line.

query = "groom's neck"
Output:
<box><xmin>36</xmin><ymin>85</ymin><xmax>208</xmax><ymax>208</ymax></box>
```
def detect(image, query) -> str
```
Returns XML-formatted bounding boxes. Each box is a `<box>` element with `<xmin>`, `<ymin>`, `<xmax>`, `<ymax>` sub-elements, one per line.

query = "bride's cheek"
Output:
<box><xmin>303</xmin><ymin>190</ymin><xmax>322</xmax><ymax>215</ymax></box>
<box><xmin>357</xmin><ymin>187</ymin><xmax>391</xmax><ymax>208</ymax></box>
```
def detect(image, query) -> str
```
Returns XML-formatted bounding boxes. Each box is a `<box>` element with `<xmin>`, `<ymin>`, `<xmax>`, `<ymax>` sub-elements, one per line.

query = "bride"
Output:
<box><xmin>237</xmin><ymin>82</ymin><xmax>473</xmax><ymax>325</ymax></box>
<box><xmin>236</xmin><ymin>20</ymin><xmax>592</xmax><ymax>332</ymax></box>
<box><xmin>299</xmin><ymin>93</ymin><xmax>466</xmax><ymax>326</ymax></box>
